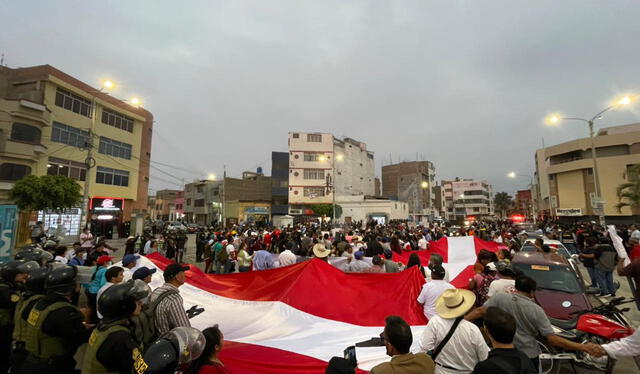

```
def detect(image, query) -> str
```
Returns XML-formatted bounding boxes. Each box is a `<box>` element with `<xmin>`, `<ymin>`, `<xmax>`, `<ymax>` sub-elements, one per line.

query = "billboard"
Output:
<box><xmin>0</xmin><ymin>205</ymin><xmax>18</xmax><ymax>263</ymax></box>
<box><xmin>556</xmin><ymin>208</ymin><xmax>582</xmax><ymax>216</ymax></box>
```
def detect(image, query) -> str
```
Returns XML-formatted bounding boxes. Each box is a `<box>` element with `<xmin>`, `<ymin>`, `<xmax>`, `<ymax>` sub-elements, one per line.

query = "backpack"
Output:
<box><xmin>217</xmin><ymin>246</ymin><xmax>229</xmax><ymax>264</ymax></box>
<box><xmin>132</xmin><ymin>288</ymin><xmax>179</xmax><ymax>348</ymax></box>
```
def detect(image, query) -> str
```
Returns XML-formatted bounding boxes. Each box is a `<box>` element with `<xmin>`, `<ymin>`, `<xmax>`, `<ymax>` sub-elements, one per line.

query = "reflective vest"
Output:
<box><xmin>24</xmin><ymin>300</ymin><xmax>80</xmax><ymax>359</ymax></box>
<box><xmin>82</xmin><ymin>319</ymin><xmax>132</xmax><ymax>374</ymax></box>
<box><xmin>12</xmin><ymin>294</ymin><xmax>44</xmax><ymax>342</ymax></box>
<box><xmin>0</xmin><ymin>283</ymin><xmax>22</xmax><ymax>328</ymax></box>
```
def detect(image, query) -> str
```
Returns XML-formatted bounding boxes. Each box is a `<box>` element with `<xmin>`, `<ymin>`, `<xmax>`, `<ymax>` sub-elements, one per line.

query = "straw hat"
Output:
<box><xmin>313</xmin><ymin>243</ymin><xmax>331</xmax><ymax>258</ymax></box>
<box><xmin>435</xmin><ymin>289</ymin><xmax>476</xmax><ymax>319</ymax></box>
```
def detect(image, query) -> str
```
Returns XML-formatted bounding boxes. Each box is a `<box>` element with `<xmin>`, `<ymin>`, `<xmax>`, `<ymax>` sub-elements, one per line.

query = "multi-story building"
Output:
<box><xmin>514</xmin><ymin>190</ymin><xmax>533</xmax><ymax>218</ymax></box>
<box><xmin>183</xmin><ymin>180</ymin><xmax>222</xmax><ymax>226</ymax></box>
<box><xmin>441</xmin><ymin>178</ymin><xmax>494</xmax><ymax>221</ymax></box>
<box><xmin>381</xmin><ymin>161</ymin><xmax>436</xmax><ymax>222</ymax></box>
<box><xmin>153</xmin><ymin>189</ymin><xmax>183</xmax><ymax>221</ymax></box>
<box><xmin>0</xmin><ymin>64</ymin><xmax>152</xmax><ymax>239</ymax></box>
<box><xmin>271</xmin><ymin>152</ymin><xmax>289</xmax><ymax>217</ymax></box>
<box><xmin>535</xmin><ymin>122</ymin><xmax>640</xmax><ymax>222</ymax></box>
<box><xmin>433</xmin><ymin>184</ymin><xmax>447</xmax><ymax>220</ymax></box>
<box><xmin>287</xmin><ymin>132</ymin><xmax>374</xmax><ymax>216</ymax></box>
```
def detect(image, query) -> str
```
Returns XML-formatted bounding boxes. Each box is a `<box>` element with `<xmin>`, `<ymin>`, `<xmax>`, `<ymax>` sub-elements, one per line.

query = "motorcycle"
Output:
<box><xmin>539</xmin><ymin>297</ymin><xmax>639</xmax><ymax>374</ymax></box>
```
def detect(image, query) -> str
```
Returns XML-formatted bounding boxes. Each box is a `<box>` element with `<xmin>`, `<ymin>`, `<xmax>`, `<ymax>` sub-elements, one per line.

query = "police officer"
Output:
<box><xmin>10</xmin><ymin>266</ymin><xmax>50</xmax><ymax>373</ymax></box>
<box><xmin>139</xmin><ymin>326</ymin><xmax>206</xmax><ymax>374</ymax></box>
<box><xmin>20</xmin><ymin>265</ymin><xmax>90</xmax><ymax>374</ymax></box>
<box><xmin>0</xmin><ymin>260</ymin><xmax>39</xmax><ymax>374</ymax></box>
<box><xmin>82</xmin><ymin>279</ymin><xmax>149</xmax><ymax>374</ymax></box>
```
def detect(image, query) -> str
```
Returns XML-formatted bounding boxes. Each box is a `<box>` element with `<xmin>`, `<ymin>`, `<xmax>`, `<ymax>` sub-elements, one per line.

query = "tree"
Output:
<box><xmin>310</xmin><ymin>204</ymin><xmax>342</xmax><ymax>219</ymax></box>
<box><xmin>616</xmin><ymin>164</ymin><xmax>640</xmax><ymax>213</ymax></box>
<box><xmin>10</xmin><ymin>175</ymin><xmax>82</xmax><ymax>211</ymax></box>
<box><xmin>493</xmin><ymin>192</ymin><xmax>512</xmax><ymax>218</ymax></box>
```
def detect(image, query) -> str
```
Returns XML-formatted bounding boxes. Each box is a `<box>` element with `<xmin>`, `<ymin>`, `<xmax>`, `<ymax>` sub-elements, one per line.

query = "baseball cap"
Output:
<box><xmin>354</xmin><ymin>251</ymin><xmax>364</xmax><ymax>260</ymax></box>
<box><xmin>96</xmin><ymin>255</ymin><xmax>113</xmax><ymax>265</ymax></box>
<box><xmin>164</xmin><ymin>263</ymin><xmax>190</xmax><ymax>282</ymax></box>
<box><xmin>123</xmin><ymin>254</ymin><xmax>140</xmax><ymax>266</ymax></box>
<box><xmin>133</xmin><ymin>266</ymin><xmax>157</xmax><ymax>280</ymax></box>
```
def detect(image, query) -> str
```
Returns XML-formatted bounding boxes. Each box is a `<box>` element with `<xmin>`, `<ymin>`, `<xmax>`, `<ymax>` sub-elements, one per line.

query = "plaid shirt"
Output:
<box><xmin>149</xmin><ymin>283</ymin><xmax>190</xmax><ymax>336</ymax></box>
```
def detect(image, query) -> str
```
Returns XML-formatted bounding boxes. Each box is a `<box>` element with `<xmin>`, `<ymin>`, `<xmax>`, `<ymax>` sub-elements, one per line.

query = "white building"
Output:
<box><xmin>337</xmin><ymin>195</ymin><xmax>409</xmax><ymax>224</ymax></box>
<box><xmin>288</xmin><ymin>132</ymin><xmax>375</xmax><ymax>215</ymax></box>
<box><xmin>442</xmin><ymin>178</ymin><xmax>494</xmax><ymax>221</ymax></box>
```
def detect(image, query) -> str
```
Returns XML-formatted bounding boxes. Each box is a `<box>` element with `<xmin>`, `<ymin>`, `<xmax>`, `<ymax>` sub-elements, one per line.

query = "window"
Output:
<box><xmin>102</xmin><ymin>108</ymin><xmax>134</xmax><ymax>132</ymax></box>
<box><xmin>51</xmin><ymin>122</ymin><xmax>90</xmax><ymax>148</ymax></box>
<box><xmin>304</xmin><ymin>187</ymin><xmax>325</xmax><ymax>197</ymax></box>
<box><xmin>47</xmin><ymin>157</ymin><xmax>86</xmax><ymax>181</ymax></box>
<box><xmin>292</xmin><ymin>133</ymin><xmax>299</xmax><ymax>138</ymax></box>
<box><xmin>11</xmin><ymin>123</ymin><xmax>41</xmax><ymax>144</ymax></box>
<box><xmin>194</xmin><ymin>199</ymin><xmax>205</xmax><ymax>207</ymax></box>
<box><xmin>96</xmin><ymin>166</ymin><xmax>129</xmax><ymax>186</ymax></box>
<box><xmin>303</xmin><ymin>169</ymin><xmax>324</xmax><ymax>180</ymax></box>
<box><xmin>98</xmin><ymin>137</ymin><xmax>132</xmax><ymax>159</ymax></box>
<box><xmin>307</xmin><ymin>134</ymin><xmax>322</xmax><ymax>142</ymax></box>
<box><xmin>304</xmin><ymin>153</ymin><xmax>321</xmax><ymax>162</ymax></box>
<box><xmin>55</xmin><ymin>88</ymin><xmax>92</xmax><ymax>117</ymax></box>
<box><xmin>0</xmin><ymin>163</ymin><xmax>31</xmax><ymax>181</ymax></box>
<box><xmin>187</xmin><ymin>199</ymin><xmax>192</xmax><ymax>206</ymax></box>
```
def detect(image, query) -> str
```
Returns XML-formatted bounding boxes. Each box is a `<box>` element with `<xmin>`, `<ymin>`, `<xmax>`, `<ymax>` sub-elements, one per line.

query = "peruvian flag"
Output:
<box><xmin>392</xmin><ymin>236</ymin><xmax>504</xmax><ymax>287</ymax></box>
<box><xmin>141</xmin><ymin>236</ymin><xmax>500</xmax><ymax>373</ymax></box>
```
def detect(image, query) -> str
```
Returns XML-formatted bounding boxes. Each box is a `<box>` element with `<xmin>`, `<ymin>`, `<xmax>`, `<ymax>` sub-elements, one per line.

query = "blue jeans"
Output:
<box><xmin>594</xmin><ymin>268</ymin><xmax>615</xmax><ymax>295</ymax></box>
<box><xmin>586</xmin><ymin>266</ymin><xmax>597</xmax><ymax>287</ymax></box>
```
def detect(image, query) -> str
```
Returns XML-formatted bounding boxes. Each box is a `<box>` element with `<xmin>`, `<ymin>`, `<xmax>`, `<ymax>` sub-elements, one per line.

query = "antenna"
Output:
<box><xmin>0</xmin><ymin>54</ymin><xmax>4</xmax><ymax>66</ymax></box>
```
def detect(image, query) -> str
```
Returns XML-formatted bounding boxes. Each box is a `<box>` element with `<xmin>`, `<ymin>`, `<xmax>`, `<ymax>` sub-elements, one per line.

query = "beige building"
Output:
<box><xmin>287</xmin><ymin>132</ymin><xmax>375</xmax><ymax>215</ymax></box>
<box><xmin>535</xmin><ymin>123</ymin><xmax>640</xmax><ymax>221</ymax></box>
<box><xmin>0</xmin><ymin>65</ymin><xmax>153</xmax><ymax>238</ymax></box>
<box><xmin>441</xmin><ymin>178</ymin><xmax>494</xmax><ymax>221</ymax></box>
<box><xmin>381</xmin><ymin>161</ymin><xmax>437</xmax><ymax>222</ymax></box>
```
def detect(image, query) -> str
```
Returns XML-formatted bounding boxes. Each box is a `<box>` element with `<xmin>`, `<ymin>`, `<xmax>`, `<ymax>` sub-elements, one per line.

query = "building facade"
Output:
<box><xmin>514</xmin><ymin>190</ymin><xmax>533</xmax><ymax>218</ymax></box>
<box><xmin>271</xmin><ymin>152</ymin><xmax>289</xmax><ymax>217</ymax></box>
<box><xmin>442</xmin><ymin>178</ymin><xmax>494</xmax><ymax>221</ymax></box>
<box><xmin>183</xmin><ymin>180</ymin><xmax>222</xmax><ymax>226</ymax></box>
<box><xmin>535</xmin><ymin>123</ymin><xmax>640</xmax><ymax>222</ymax></box>
<box><xmin>337</xmin><ymin>195</ymin><xmax>409</xmax><ymax>224</ymax></box>
<box><xmin>287</xmin><ymin>132</ymin><xmax>375</xmax><ymax>216</ymax></box>
<box><xmin>153</xmin><ymin>189</ymin><xmax>183</xmax><ymax>221</ymax></box>
<box><xmin>381</xmin><ymin>161</ymin><xmax>436</xmax><ymax>222</ymax></box>
<box><xmin>0</xmin><ymin>65</ymin><xmax>152</xmax><ymax>238</ymax></box>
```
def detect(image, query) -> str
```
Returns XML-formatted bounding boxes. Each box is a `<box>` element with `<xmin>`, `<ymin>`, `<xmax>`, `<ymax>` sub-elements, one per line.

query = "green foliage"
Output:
<box><xmin>616</xmin><ymin>164</ymin><xmax>640</xmax><ymax>213</ymax></box>
<box><xmin>9</xmin><ymin>175</ymin><xmax>82</xmax><ymax>211</ymax></box>
<box><xmin>494</xmin><ymin>192</ymin><xmax>512</xmax><ymax>217</ymax></box>
<box><xmin>310</xmin><ymin>204</ymin><xmax>342</xmax><ymax>219</ymax></box>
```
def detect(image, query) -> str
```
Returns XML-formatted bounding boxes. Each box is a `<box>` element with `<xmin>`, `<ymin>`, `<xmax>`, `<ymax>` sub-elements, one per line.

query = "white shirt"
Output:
<box><xmin>96</xmin><ymin>282</ymin><xmax>116</xmax><ymax>319</ymax></box>
<box><xmin>143</xmin><ymin>240</ymin><xmax>152</xmax><ymax>255</ymax></box>
<box><xmin>416</xmin><ymin>280</ymin><xmax>455</xmax><ymax>319</ymax></box>
<box><xmin>603</xmin><ymin>327</ymin><xmax>640</xmax><ymax>359</ymax></box>
<box><xmin>278</xmin><ymin>250</ymin><xmax>296</xmax><ymax>267</ymax></box>
<box><xmin>418</xmin><ymin>238</ymin><xmax>428</xmax><ymax>250</ymax></box>
<box><xmin>54</xmin><ymin>255</ymin><xmax>68</xmax><ymax>264</ymax></box>
<box><xmin>425</xmin><ymin>267</ymin><xmax>450</xmax><ymax>282</ymax></box>
<box><xmin>487</xmin><ymin>278</ymin><xmax>516</xmax><ymax>298</ymax></box>
<box><xmin>419</xmin><ymin>315</ymin><xmax>489</xmax><ymax>374</ymax></box>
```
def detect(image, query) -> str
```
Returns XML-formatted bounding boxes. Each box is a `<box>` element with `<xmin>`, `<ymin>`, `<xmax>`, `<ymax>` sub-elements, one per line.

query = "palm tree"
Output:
<box><xmin>616</xmin><ymin>164</ymin><xmax>640</xmax><ymax>213</ymax></box>
<box><xmin>493</xmin><ymin>192</ymin><xmax>512</xmax><ymax>218</ymax></box>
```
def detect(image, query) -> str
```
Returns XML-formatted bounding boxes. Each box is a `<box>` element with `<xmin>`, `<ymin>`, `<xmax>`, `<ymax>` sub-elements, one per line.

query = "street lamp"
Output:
<box><xmin>507</xmin><ymin>171</ymin><xmax>537</xmax><ymax>224</ymax></box>
<box><xmin>545</xmin><ymin>95</ymin><xmax>635</xmax><ymax>226</ymax></box>
<box><xmin>421</xmin><ymin>181</ymin><xmax>429</xmax><ymax>189</ymax></box>
<box><xmin>207</xmin><ymin>173</ymin><xmax>217</xmax><ymax>181</ymax></box>
<box><xmin>129</xmin><ymin>97</ymin><xmax>141</xmax><ymax>107</ymax></box>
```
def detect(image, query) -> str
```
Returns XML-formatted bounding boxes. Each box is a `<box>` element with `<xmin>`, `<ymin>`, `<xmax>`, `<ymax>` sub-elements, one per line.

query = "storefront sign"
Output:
<box><xmin>91</xmin><ymin>197</ymin><xmax>124</xmax><ymax>212</ymax></box>
<box><xmin>556</xmin><ymin>208</ymin><xmax>582</xmax><ymax>216</ymax></box>
<box><xmin>245</xmin><ymin>206</ymin><xmax>269</xmax><ymax>214</ymax></box>
<box><xmin>0</xmin><ymin>205</ymin><xmax>18</xmax><ymax>263</ymax></box>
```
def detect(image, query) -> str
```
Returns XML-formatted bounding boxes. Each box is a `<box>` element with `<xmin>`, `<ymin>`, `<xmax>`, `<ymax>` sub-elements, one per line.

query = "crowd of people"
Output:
<box><xmin>2</xmin><ymin>219</ymin><xmax>640</xmax><ymax>374</ymax></box>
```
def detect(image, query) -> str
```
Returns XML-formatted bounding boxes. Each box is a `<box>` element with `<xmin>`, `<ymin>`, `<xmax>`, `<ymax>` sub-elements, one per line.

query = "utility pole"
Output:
<box><xmin>221</xmin><ymin>165</ymin><xmax>226</xmax><ymax>229</ymax></box>
<box><xmin>80</xmin><ymin>97</ymin><xmax>97</xmax><ymax>233</ymax></box>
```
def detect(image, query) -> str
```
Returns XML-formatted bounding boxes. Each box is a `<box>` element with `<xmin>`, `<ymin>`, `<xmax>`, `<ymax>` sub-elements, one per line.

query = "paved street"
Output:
<box><xmin>101</xmin><ymin>234</ymin><xmax>640</xmax><ymax>373</ymax></box>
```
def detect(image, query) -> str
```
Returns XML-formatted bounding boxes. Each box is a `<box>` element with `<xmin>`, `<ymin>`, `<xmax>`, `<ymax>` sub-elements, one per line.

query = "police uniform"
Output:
<box><xmin>19</xmin><ymin>293</ymin><xmax>90</xmax><ymax>373</ymax></box>
<box><xmin>0</xmin><ymin>282</ymin><xmax>22</xmax><ymax>373</ymax></box>
<box><xmin>82</xmin><ymin>318</ymin><xmax>140</xmax><ymax>374</ymax></box>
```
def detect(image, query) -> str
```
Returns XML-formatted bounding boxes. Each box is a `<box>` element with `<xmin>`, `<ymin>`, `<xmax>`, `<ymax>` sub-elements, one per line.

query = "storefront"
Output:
<box><xmin>37</xmin><ymin>208</ymin><xmax>81</xmax><ymax>240</ymax></box>
<box><xmin>90</xmin><ymin>197</ymin><xmax>124</xmax><ymax>239</ymax></box>
<box><xmin>225</xmin><ymin>200</ymin><xmax>271</xmax><ymax>227</ymax></box>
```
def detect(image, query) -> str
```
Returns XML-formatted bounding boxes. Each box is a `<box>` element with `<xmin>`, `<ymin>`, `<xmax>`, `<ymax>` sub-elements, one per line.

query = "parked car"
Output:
<box><xmin>166</xmin><ymin>221</ymin><xmax>186</xmax><ymax>231</ymax></box>
<box><xmin>521</xmin><ymin>238</ymin><xmax>572</xmax><ymax>258</ymax></box>
<box><xmin>512</xmin><ymin>251</ymin><xmax>593</xmax><ymax>323</ymax></box>
<box><xmin>186</xmin><ymin>223</ymin><xmax>199</xmax><ymax>233</ymax></box>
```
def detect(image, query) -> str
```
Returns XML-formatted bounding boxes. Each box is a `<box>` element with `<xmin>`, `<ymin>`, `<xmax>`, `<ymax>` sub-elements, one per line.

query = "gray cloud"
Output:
<box><xmin>2</xmin><ymin>0</ymin><xmax>639</xmax><ymax>195</ymax></box>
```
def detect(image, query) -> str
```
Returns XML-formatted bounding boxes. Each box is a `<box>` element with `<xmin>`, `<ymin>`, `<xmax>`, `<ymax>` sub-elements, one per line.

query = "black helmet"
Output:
<box><xmin>0</xmin><ymin>260</ymin><xmax>40</xmax><ymax>283</ymax></box>
<box><xmin>15</xmin><ymin>248</ymin><xmax>53</xmax><ymax>265</ymax></box>
<box><xmin>45</xmin><ymin>265</ymin><xmax>77</xmax><ymax>295</ymax></box>
<box><xmin>142</xmin><ymin>327</ymin><xmax>205</xmax><ymax>374</ymax></box>
<box><xmin>25</xmin><ymin>267</ymin><xmax>51</xmax><ymax>294</ymax></box>
<box><xmin>98</xmin><ymin>279</ymin><xmax>149</xmax><ymax>320</ymax></box>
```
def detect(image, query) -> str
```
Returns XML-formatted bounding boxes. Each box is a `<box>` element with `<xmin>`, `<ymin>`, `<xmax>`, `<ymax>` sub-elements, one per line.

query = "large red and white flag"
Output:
<box><xmin>141</xmin><ymin>236</ymin><xmax>500</xmax><ymax>373</ymax></box>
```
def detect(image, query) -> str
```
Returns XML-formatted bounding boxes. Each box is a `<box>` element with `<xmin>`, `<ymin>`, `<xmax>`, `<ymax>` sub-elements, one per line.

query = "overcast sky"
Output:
<box><xmin>2</xmin><ymin>1</ymin><xmax>640</xmax><ymax>195</ymax></box>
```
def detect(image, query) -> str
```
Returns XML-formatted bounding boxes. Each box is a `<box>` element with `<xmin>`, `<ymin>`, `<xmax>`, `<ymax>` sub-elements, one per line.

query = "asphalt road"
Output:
<box><xmin>105</xmin><ymin>234</ymin><xmax>639</xmax><ymax>373</ymax></box>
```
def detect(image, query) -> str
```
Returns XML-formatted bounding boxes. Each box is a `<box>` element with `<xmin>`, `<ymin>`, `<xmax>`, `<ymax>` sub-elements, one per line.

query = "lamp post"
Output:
<box><xmin>546</xmin><ymin>95</ymin><xmax>633</xmax><ymax>227</ymax></box>
<box><xmin>508</xmin><ymin>172</ymin><xmax>537</xmax><ymax>224</ymax></box>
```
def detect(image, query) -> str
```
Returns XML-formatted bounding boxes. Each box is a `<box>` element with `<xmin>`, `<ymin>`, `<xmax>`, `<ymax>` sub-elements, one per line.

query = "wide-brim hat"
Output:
<box><xmin>435</xmin><ymin>289</ymin><xmax>476</xmax><ymax>319</ymax></box>
<box><xmin>313</xmin><ymin>243</ymin><xmax>330</xmax><ymax>258</ymax></box>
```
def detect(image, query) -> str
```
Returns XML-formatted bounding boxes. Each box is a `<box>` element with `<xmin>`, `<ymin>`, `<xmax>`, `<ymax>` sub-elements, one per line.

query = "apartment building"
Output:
<box><xmin>381</xmin><ymin>161</ymin><xmax>437</xmax><ymax>222</ymax></box>
<box><xmin>535</xmin><ymin>122</ymin><xmax>640</xmax><ymax>222</ymax></box>
<box><xmin>442</xmin><ymin>178</ymin><xmax>494</xmax><ymax>221</ymax></box>
<box><xmin>0</xmin><ymin>64</ymin><xmax>152</xmax><ymax>238</ymax></box>
<box><xmin>153</xmin><ymin>189</ymin><xmax>183</xmax><ymax>221</ymax></box>
<box><xmin>287</xmin><ymin>132</ymin><xmax>375</xmax><ymax>216</ymax></box>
